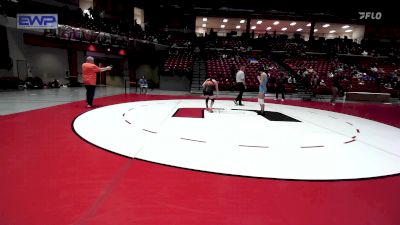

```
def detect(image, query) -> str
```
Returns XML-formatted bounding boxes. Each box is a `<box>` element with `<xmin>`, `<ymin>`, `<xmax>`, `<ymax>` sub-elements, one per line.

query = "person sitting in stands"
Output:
<box><xmin>288</xmin><ymin>76</ymin><xmax>293</xmax><ymax>84</ymax></box>
<box><xmin>319</xmin><ymin>79</ymin><xmax>327</xmax><ymax>87</ymax></box>
<box><xmin>138</xmin><ymin>76</ymin><xmax>148</xmax><ymax>94</ymax></box>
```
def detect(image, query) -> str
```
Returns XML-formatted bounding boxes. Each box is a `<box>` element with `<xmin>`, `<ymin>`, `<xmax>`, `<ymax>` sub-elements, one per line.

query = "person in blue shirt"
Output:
<box><xmin>138</xmin><ymin>76</ymin><xmax>148</xmax><ymax>94</ymax></box>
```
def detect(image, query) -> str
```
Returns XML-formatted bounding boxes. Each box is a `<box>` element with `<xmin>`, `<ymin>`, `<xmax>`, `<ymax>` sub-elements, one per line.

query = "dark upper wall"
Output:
<box><xmin>132</xmin><ymin>0</ymin><xmax>398</xmax><ymax>26</ymax></box>
<box><xmin>3</xmin><ymin>0</ymin><xmax>400</xmax><ymax>39</ymax></box>
<box><xmin>3</xmin><ymin>0</ymin><xmax>398</xmax><ymax>27</ymax></box>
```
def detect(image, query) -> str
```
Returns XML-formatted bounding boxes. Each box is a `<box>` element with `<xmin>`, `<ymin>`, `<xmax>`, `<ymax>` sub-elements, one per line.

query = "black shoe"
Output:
<box><xmin>239</xmin><ymin>103</ymin><xmax>244</xmax><ymax>106</ymax></box>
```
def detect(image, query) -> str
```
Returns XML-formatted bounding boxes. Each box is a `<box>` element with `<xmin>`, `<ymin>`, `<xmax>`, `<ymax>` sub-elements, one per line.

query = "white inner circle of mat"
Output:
<box><xmin>73</xmin><ymin>100</ymin><xmax>400</xmax><ymax>180</ymax></box>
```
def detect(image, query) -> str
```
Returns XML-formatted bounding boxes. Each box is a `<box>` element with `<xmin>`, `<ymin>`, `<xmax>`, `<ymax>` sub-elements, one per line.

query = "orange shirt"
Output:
<box><xmin>82</xmin><ymin>62</ymin><xmax>101</xmax><ymax>85</ymax></box>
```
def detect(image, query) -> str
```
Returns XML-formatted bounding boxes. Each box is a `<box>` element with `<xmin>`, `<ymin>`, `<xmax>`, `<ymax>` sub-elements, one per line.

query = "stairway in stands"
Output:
<box><xmin>190</xmin><ymin>58</ymin><xmax>207</xmax><ymax>93</ymax></box>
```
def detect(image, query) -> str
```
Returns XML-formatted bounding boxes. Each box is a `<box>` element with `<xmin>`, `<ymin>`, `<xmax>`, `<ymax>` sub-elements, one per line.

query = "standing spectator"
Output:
<box><xmin>397</xmin><ymin>75</ymin><xmax>400</xmax><ymax>101</ymax></box>
<box><xmin>330</xmin><ymin>76</ymin><xmax>341</xmax><ymax>106</ymax></box>
<box><xmin>230</xmin><ymin>64</ymin><xmax>237</xmax><ymax>80</ymax></box>
<box><xmin>275</xmin><ymin>73</ymin><xmax>286</xmax><ymax>101</ymax></box>
<box><xmin>234</xmin><ymin>66</ymin><xmax>246</xmax><ymax>106</ymax></box>
<box><xmin>82</xmin><ymin>56</ymin><xmax>112</xmax><ymax>108</ymax></box>
<box><xmin>311</xmin><ymin>74</ymin><xmax>319</xmax><ymax>89</ymax></box>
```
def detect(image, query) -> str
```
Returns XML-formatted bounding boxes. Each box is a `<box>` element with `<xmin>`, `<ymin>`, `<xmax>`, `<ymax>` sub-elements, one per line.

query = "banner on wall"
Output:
<box><xmin>48</xmin><ymin>25</ymin><xmax>130</xmax><ymax>48</ymax></box>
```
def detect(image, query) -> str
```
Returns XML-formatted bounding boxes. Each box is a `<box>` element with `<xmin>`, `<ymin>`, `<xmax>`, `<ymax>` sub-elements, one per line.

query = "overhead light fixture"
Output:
<box><xmin>296</xmin><ymin>28</ymin><xmax>303</xmax><ymax>31</ymax></box>
<box><xmin>240</xmin><ymin>19</ymin><xmax>245</xmax><ymax>23</ymax></box>
<box><xmin>257</xmin><ymin>20</ymin><xmax>262</xmax><ymax>24</ymax></box>
<box><xmin>202</xmin><ymin>24</ymin><xmax>206</xmax><ymax>27</ymax></box>
<box><xmin>329</xmin><ymin>30</ymin><xmax>336</xmax><ymax>33</ymax></box>
<box><xmin>290</xmin><ymin>22</ymin><xmax>296</xmax><ymax>26</ymax></box>
<box><xmin>314</xmin><ymin>29</ymin><xmax>318</xmax><ymax>32</ymax></box>
<box><xmin>266</xmin><ymin>27</ymin><xmax>272</xmax><ymax>30</ymax></box>
<box><xmin>345</xmin><ymin>29</ymin><xmax>352</xmax><ymax>32</ymax></box>
<box><xmin>236</xmin><ymin>25</ymin><xmax>241</xmax><ymax>29</ymax></box>
<box><xmin>281</xmin><ymin>27</ymin><xmax>287</xmax><ymax>31</ymax></box>
<box><xmin>202</xmin><ymin>17</ymin><xmax>207</xmax><ymax>22</ymax></box>
<box><xmin>322</xmin><ymin>24</ymin><xmax>330</xmax><ymax>28</ymax></box>
<box><xmin>273</xmin><ymin>21</ymin><xmax>279</xmax><ymax>25</ymax></box>
<box><xmin>221</xmin><ymin>25</ymin><xmax>225</xmax><ymax>28</ymax></box>
<box><xmin>251</xmin><ymin>26</ymin><xmax>256</xmax><ymax>29</ymax></box>
<box><xmin>342</xmin><ymin>25</ymin><xmax>350</xmax><ymax>29</ymax></box>
<box><xmin>223</xmin><ymin>19</ymin><xmax>228</xmax><ymax>23</ymax></box>
<box><xmin>306</xmin><ymin>23</ymin><xmax>311</xmax><ymax>27</ymax></box>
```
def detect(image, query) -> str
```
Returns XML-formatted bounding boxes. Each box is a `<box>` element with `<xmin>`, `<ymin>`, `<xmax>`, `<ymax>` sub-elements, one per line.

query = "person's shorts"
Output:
<box><xmin>140</xmin><ymin>85</ymin><xmax>148</xmax><ymax>88</ymax></box>
<box><xmin>259</xmin><ymin>85</ymin><xmax>267</xmax><ymax>94</ymax></box>
<box><xmin>203</xmin><ymin>90</ymin><xmax>213</xmax><ymax>96</ymax></box>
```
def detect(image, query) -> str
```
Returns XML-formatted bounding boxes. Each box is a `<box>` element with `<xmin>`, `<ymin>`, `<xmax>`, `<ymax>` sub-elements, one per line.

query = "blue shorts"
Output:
<box><xmin>259</xmin><ymin>85</ymin><xmax>267</xmax><ymax>94</ymax></box>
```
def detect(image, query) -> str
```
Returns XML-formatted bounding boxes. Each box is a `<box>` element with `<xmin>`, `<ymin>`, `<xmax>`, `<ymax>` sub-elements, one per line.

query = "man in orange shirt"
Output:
<box><xmin>82</xmin><ymin>56</ymin><xmax>112</xmax><ymax>107</ymax></box>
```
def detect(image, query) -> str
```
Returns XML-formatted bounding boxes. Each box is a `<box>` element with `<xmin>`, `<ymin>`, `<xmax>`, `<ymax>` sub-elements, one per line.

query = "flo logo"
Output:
<box><xmin>359</xmin><ymin>12</ymin><xmax>382</xmax><ymax>20</ymax></box>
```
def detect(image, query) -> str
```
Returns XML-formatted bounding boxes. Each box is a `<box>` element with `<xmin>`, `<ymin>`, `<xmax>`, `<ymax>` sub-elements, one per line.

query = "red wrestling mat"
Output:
<box><xmin>0</xmin><ymin>94</ymin><xmax>399</xmax><ymax>225</ymax></box>
<box><xmin>173</xmin><ymin>107</ymin><xmax>205</xmax><ymax>118</ymax></box>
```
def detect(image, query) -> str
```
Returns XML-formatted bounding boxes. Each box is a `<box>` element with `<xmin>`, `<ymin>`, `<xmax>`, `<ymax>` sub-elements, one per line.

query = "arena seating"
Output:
<box><xmin>284</xmin><ymin>55</ymin><xmax>335</xmax><ymax>78</ymax></box>
<box><xmin>163</xmin><ymin>52</ymin><xmax>193</xmax><ymax>72</ymax></box>
<box><xmin>206</xmin><ymin>54</ymin><xmax>295</xmax><ymax>92</ymax></box>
